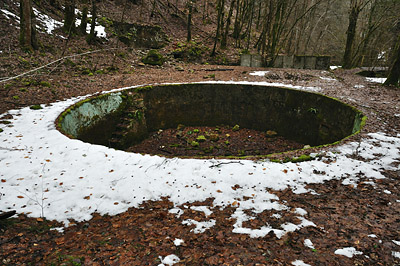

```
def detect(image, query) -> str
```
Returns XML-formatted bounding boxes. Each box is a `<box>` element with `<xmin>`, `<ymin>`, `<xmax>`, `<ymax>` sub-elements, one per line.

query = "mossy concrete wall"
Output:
<box><xmin>59</xmin><ymin>93</ymin><xmax>124</xmax><ymax>138</ymax></box>
<box><xmin>144</xmin><ymin>84</ymin><xmax>363</xmax><ymax>146</ymax></box>
<box><xmin>58</xmin><ymin>83</ymin><xmax>364</xmax><ymax>151</ymax></box>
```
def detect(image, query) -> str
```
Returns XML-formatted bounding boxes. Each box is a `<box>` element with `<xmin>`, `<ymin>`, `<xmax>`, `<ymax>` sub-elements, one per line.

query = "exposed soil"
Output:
<box><xmin>127</xmin><ymin>125</ymin><xmax>305</xmax><ymax>158</ymax></box>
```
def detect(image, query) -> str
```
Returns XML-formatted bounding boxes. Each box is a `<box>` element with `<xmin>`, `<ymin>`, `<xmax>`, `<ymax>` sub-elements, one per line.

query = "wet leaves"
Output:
<box><xmin>2</xmin><ymin>181</ymin><xmax>399</xmax><ymax>265</ymax></box>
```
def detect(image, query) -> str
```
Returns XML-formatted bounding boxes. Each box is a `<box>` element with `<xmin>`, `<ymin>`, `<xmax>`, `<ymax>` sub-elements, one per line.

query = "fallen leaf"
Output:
<box><xmin>216</xmin><ymin>190</ymin><xmax>222</xmax><ymax>193</ymax></box>
<box><xmin>37</xmin><ymin>218</ymin><xmax>43</xmax><ymax>222</ymax></box>
<box><xmin>84</xmin><ymin>196</ymin><xmax>91</xmax><ymax>200</ymax></box>
<box><xmin>17</xmin><ymin>195</ymin><xmax>24</xmax><ymax>198</ymax></box>
<box><xmin>1</xmin><ymin>179</ymin><xmax>6</xmax><ymax>182</ymax></box>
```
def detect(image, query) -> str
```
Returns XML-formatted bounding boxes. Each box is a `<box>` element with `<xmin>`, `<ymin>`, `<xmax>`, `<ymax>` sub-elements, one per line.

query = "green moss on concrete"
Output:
<box><xmin>57</xmin><ymin>83</ymin><xmax>366</xmax><ymax>160</ymax></box>
<box><xmin>135</xmin><ymin>85</ymin><xmax>153</xmax><ymax>92</ymax></box>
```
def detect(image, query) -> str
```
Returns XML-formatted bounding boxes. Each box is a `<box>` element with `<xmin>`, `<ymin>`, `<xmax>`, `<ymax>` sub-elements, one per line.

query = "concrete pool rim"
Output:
<box><xmin>56</xmin><ymin>82</ymin><xmax>367</xmax><ymax>161</ymax></box>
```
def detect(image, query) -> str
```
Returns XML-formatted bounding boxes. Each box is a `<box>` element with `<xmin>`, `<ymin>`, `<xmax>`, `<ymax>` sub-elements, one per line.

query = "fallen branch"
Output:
<box><xmin>210</xmin><ymin>161</ymin><xmax>244</xmax><ymax>168</ymax></box>
<box><xmin>201</xmin><ymin>68</ymin><xmax>235</xmax><ymax>72</ymax></box>
<box><xmin>0</xmin><ymin>48</ymin><xmax>120</xmax><ymax>84</ymax></box>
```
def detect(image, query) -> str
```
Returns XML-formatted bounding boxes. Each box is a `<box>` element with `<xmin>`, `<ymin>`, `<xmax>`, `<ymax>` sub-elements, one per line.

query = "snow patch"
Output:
<box><xmin>304</xmin><ymin>239</ymin><xmax>315</xmax><ymax>249</ymax></box>
<box><xmin>393</xmin><ymin>251</ymin><xmax>400</xmax><ymax>259</ymax></box>
<box><xmin>271</xmin><ymin>213</ymin><xmax>282</xmax><ymax>219</ymax></box>
<box><xmin>249</xmin><ymin>71</ymin><xmax>269</xmax><ymax>77</ymax></box>
<box><xmin>392</xmin><ymin>240</ymin><xmax>400</xmax><ymax>246</ymax></box>
<box><xmin>294</xmin><ymin>208</ymin><xmax>307</xmax><ymax>216</ymax></box>
<box><xmin>182</xmin><ymin>219</ymin><xmax>216</xmax><ymax>233</ymax></box>
<box><xmin>190</xmin><ymin>206</ymin><xmax>212</xmax><ymax>217</ymax></box>
<box><xmin>50</xmin><ymin>227</ymin><xmax>65</xmax><ymax>233</ymax></box>
<box><xmin>320</xmin><ymin>76</ymin><xmax>336</xmax><ymax>81</ymax></box>
<box><xmin>168</xmin><ymin>208</ymin><xmax>184</xmax><ymax>218</ymax></box>
<box><xmin>173</xmin><ymin>238</ymin><xmax>184</xmax><ymax>246</ymax></box>
<box><xmin>366</xmin><ymin>77</ymin><xmax>386</xmax><ymax>83</ymax></box>
<box><xmin>158</xmin><ymin>254</ymin><xmax>180</xmax><ymax>266</ymax></box>
<box><xmin>334</xmin><ymin>247</ymin><xmax>363</xmax><ymax>258</ymax></box>
<box><xmin>292</xmin><ymin>260</ymin><xmax>311</xmax><ymax>266</ymax></box>
<box><xmin>1</xmin><ymin>9</ymin><xmax>20</xmax><ymax>22</ymax></box>
<box><xmin>33</xmin><ymin>7</ymin><xmax>63</xmax><ymax>35</ymax></box>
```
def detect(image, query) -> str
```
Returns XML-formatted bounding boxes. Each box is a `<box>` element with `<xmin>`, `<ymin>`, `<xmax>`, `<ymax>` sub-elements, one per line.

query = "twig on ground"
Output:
<box><xmin>0</xmin><ymin>48</ymin><xmax>120</xmax><ymax>84</ymax></box>
<box><xmin>209</xmin><ymin>161</ymin><xmax>244</xmax><ymax>168</ymax></box>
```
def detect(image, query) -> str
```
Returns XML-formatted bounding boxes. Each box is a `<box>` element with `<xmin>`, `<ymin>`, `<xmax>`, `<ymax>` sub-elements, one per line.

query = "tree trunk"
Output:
<box><xmin>64</xmin><ymin>0</ymin><xmax>76</xmax><ymax>34</ymax></box>
<box><xmin>384</xmin><ymin>42</ymin><xmax>400</xmax><ymax>86</ymax></box>
<box><xmin>19</xmin><ymin>0</ymin><xmax>38</xmax><ymax>51</ymax></box>
<box><xmin>384</xmin><ymin>22</ymin><xmax>400</xmax><ymax>87</ymax></box>
<box><xmin>221</xmin><ymin>0</ymin><xmax>235</xmax><ymax>49</ymax></box>
<box><xmin>79</xmin><ymin>1</ymin><xmax>89</xmax><ymax>35</ymax></box>
<box><xmin>86</xmin><ymin>0</ymin><xmax>97</xmax><ymax>44</ymax></box>
<box><xmin>245</xmin><ymin>0</ymin><xmax>254</xmax><ymax>51</ymax></box>
<box><xmin>187</xmin><ymin>0</ymin><xmax>193</xmax><ymax>42</ymax></box>
<box><xmin>211</xmin><ymin>0</ymin><xmax>225</xmax><ymax>56</ymax></box>
<box><xmin>342</xmin><ymin>0</ymin><xmax>361</xmax><ymax>69</ymax></box>
<box><xmin>232</xmin><ymin>0</ymin><xmax>241</xmax><ymax>40</ymax></box>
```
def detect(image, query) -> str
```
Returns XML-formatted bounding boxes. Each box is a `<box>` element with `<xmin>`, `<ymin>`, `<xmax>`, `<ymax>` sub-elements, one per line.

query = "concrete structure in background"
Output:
<box><xmin>240</xmin><ymin>54</ymin><xmax>331</xmax><ymax>70</ymax></box>
<box><xmin>240</xmin><ymin>54</ymin><xmax>263</xmax><ymax>67</ymax></box>
<box><xmin>274</xmin><ymin>55</ymin><xmax>331</xmax><ymax>70</ymax></box>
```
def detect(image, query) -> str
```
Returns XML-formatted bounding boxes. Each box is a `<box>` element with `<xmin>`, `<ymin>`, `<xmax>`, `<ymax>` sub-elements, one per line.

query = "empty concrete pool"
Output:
<box><xmin>56</xmin><ymin>83</ymin><xmax>365</xmax><ymax>158</ymax></box>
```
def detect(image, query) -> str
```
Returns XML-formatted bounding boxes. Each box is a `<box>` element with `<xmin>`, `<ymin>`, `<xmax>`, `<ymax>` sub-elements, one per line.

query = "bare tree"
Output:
<box><xmin>63</xmin><ymin>0</ymin><xmax>76</xmax><ymax>34</ymax></box>
<box><xmin>342</xmin><ymin>0</ymin><xmax>372</xmax><ymax>69</ymax></box>
<box><xmin>79</xmin><ymin>0</ymin><xmax>89</xmax><ymax>35</ymax></box>
<box><xmin>221</xmin><ymin>0</ymin><xmax>235</xmax><ymax>49</ymax></box>
<box><xmin>384</xmin><ymin>20</ymin><xmax>400</xmax><ymax>86</ymax></box>
<box><xmin>211</xmin><ymin>0</ymin><xmax>225</xmax><ymax>56</ymax></box>
<box><xmin>187</xmin><ymin>0</ymin><xmax>194</xmax><ymax>42</ymax></box>
<box><xmin>86</xmin><ymin>0</ymin><xmax>97</xmax><ymax>44</ymax></box>
<box><xmin>19</xmin><ymin>0</ymin><xmax>38</xmax><ymax>51</ymax></box>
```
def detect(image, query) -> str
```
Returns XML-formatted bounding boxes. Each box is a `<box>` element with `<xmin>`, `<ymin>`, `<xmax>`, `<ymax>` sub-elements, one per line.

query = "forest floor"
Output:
<box><xmin>1</xmin><ymin>0</ymin><xmax>400</xmax><ymax>265</ymax></box>
<box><xmin>1</xmin><ymin>63</ymin><xmax>400</xmax><ymax>266</ymax></box>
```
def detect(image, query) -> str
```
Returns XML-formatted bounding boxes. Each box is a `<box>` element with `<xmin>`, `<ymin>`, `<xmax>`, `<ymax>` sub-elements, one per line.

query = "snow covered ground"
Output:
<box><xmin>1</xmin><ymin>4</ymin><xmax>106</xmax><ymax>38</ymax></box>
<box><xmin>1</xmin><ymin>82</ymin><xmax>399</xmax><ymax>261</ymax></box>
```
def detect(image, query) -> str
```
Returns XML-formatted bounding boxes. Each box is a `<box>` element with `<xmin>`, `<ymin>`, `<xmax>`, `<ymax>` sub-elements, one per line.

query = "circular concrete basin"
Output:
<box><xmin>57</xmin><ymin>83</ymin><xmax>365</xmax><ymax>157</ymax></box>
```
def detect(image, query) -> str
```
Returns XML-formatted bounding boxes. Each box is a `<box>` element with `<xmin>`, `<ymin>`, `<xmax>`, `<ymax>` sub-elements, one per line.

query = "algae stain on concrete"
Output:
<box><xmin>57</xmin><ymin>83</ymin><xmax>366</xmax><ymax>157</ymax></box>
